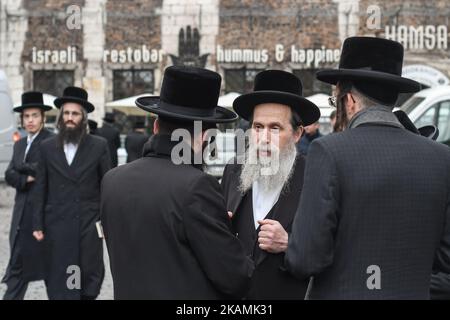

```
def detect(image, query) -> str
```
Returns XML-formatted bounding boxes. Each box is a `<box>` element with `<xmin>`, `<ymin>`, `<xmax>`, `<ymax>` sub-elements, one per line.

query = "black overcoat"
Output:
<box><xmin>124</xmin><ymin>132</ymin><xmax>149</xmax><ymax>163</ymax></box>
<box><xmin>286</xmin><ymin>123</ymin><xmax>450</xmax><ymax>299</ymax></box>
<box><xmin>101</xmin><ymin>134</ymin><xmax>254</xmax><ymax>299</ymax></box>
<box><xmin>97</xmin><ymin>122</ymin><xmax>120</xmax><ymax>167</ymax></box>
<box><xmin>33</xmin><ymin>134</ymin><xmax>111</xmax><ymax>299</ymax></box>
<box><xmin>2</xmin><ymin>129</ymin><xmax>53</xmax><ymax>283</ymax></box>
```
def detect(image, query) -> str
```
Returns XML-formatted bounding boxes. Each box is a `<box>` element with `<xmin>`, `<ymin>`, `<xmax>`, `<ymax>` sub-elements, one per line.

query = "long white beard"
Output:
<box><xmin>238</xmin><ymin>138</ymin><xmax>297</xmax><ymax>194</ymax></box>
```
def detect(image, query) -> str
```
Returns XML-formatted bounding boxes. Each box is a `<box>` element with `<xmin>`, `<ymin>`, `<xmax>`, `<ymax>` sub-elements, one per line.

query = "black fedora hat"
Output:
<box><xmin>134</xmin><ymin>118</ymin><xmax>146</xmax><ymax>129</ymax></box>
<box><xmin>103</xmin><ymin>112</ymin><xmax>115</xmax><ymax>123</ymax></box>
<box><xmin>394</xmin><ymin>110</ymin><xmax>439</xmax><ymax>141</ymax></box>
<box><xmin>233</xmin><ymin>70</ymin><xmax>320</xmax><ymax>126</ymax></box>
<box><xmin>418</xmin><ymin>125</ymin><xmax>439</xmax><ymax>141</ymax></box>
<box><xmin>88</xmin><ymin>119</ymin><xmax>98</xmax><ymax>131</ymax></box>
<box><xmin>54</xmin><ymin>86</ymin><xmax>95</xmax><ymax>113</ymax></box>
<box><xmin>13</xmin><ymin>91</ymin><xmax>52</xmax><ymax>113</ymax></box>
<box><xmin>316</xmin><ymin>37</ymin><xmax>421</xmax><ymax>105</ymax></box>
<box><xmin>135</xmin><ymin>66</ymin><xmax>238</xmax><ymax>123</ymax></box>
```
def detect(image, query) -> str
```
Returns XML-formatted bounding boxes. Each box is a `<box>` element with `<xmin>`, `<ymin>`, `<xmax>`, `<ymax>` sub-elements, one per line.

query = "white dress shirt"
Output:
<box><xmin>64</xmin><ymin>143</ymin><xmax>78</xmax><ymax>166</ymax></box>
<box><xmin>252</xmin><ymin>181</ymin><xmax>284</xmax><ymax>229</ymax></box>
<box><xmin>24</xmin><ymin>131</ymin><xmax>40</xmax><ymax>160</ymax></box>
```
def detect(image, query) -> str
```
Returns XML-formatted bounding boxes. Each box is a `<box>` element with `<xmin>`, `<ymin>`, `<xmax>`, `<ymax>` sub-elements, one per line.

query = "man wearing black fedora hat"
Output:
<box><xmin>286</xmin><ymin>37</ymin><xmax>450</xmax><ymax>299</ymax></box>
<box><xmin>32</xmin><ymin>86</ymin><xmax>112</xmax><ymax>300</ymax></box>
<box><xmin>88</xmin><ymin>119</ymin><xmax>98</xmax><ymax>135</ymax></box>
<box><xmin>124</xmin><ymin>118</ymin><xmax>150</xmax><ymax>163</ymax></box>
<box><xmin>97</xmin><ymin>112</ymin><xmax>120</xmax><ymax>167</ymax></box>
<box><xmin>101</xmin><ymin>66</ymin><xmax>254</xmax><ymax>299</ymax></box>
<box><xmin>2</xmin><ymin>92</ymin><xmax>54</xmax><ymax>299</ymax></box>
<box><xmin>221</xmin><ymin>70</ymin><xmax>320</xmax><ymax>299</ymax></box>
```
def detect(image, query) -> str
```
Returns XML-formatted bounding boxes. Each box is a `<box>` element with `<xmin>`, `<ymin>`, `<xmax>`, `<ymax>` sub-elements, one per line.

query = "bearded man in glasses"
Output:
<box><xmin>222</xmin><ymin>70</ymin><xmax>320</xmax><ymax>299</ymax></box>
<box><xmin>286</xmin><ymin>37</ymin><xmax>450</xmax><ymax>299</ymax></box>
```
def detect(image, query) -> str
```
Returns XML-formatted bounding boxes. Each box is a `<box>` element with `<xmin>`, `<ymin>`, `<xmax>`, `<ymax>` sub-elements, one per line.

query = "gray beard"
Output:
<box><xmin>238</xmin><ymin>139</ymin><xmax>297</xmax><ymax>194</ymax></box>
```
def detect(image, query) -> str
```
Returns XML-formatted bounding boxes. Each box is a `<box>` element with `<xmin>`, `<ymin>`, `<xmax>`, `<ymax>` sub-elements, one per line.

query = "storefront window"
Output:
<box><xmin>293</xmin><ymin>69</ymin><xmax>331</xmax><ymax>96</ymax></box>
<box><xmin>33</xmin><ymin>70</ymin><xmax>74</xmax><ymax>97</ymax></box>
<box><xmin>113</xmin><ymin>69</ymin><xmax>154</xmax><ymax>100</ymax></box>
<box><xmin>224</xmin><ymin>68</ymin><xmax>263</xmax><ymax>94</ymax></box>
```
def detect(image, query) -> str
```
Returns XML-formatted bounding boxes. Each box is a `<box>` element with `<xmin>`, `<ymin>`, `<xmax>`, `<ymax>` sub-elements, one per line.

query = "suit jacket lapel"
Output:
<box><xmin>54</xmin><ymin>144</ymin><xmax>76</xmax><ymax>181</ymax></box>
<box><xmin>47</xmin><ymin>135</ymin><xmax>84</xmax><ymax>183</ymax></box>
<box><xmin>16</xmin><ymin>139</ymin><xmax>27</xmax><ymax>164</ymax></box>
<box><xmin>223</xmin><ymin>157</ymin><xmax>306</xmax><ymax>266</ymax></box>
<box><xmin>24</xmin><ymin>129</ymin><xmax>49</xmax><ymax>162</ymax></box>
<box><xmin>227</xmin><ymin>165</ymin><xmax>246</xmax><ymax>215</ymax></box>
<box><xmin>254</xmin><ymin>156</ymin><xmax>306</xmax><ymax>266</ymax></box>
<box><xmin>69</xmin><ymin>135</ymin><xmax>92</xmax><ymax>176</ymax></box>
<box><xmin>270</xmin><ymin>156</ymin><xmax>305</xmax><ymax>229</ymax></box>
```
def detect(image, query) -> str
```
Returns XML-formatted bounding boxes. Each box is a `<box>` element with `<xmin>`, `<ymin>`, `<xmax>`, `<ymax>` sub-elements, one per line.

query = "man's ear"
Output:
<box><xmin>153</xmin><ymin>118</ymin><xmax>160</xmax><ymax>135</ymax></box>
<box><xmin>293</xmin><ymin>126</ymin><xmax>304</xmax><ymax>144</ymax></box>
<box><xmin>345</xmin><ymin>92</ymin><xmax>357</xmax><ymax>116</ymax></box>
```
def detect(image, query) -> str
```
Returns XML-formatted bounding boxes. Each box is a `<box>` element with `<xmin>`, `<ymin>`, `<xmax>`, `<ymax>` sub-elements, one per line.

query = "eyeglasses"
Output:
<box><xmin>328</xmin><ymin>96</ymin><xmax>337</xmax><ymax>108</ymax></box>
<box><xmin>63</xmin><ymin>110</ymin><xmax>82</xmax><ymax>117</ymax></box>
<box><xmin>328</xmin><ymin>92</ymin><xmax>355</xmax><ymax>108</ymax></box>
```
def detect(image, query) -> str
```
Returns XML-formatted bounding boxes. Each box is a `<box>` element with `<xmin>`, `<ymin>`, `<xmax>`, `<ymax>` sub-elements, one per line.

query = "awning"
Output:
<box><xmin>218</xmin><ymin>92</ymin><xmax>240</xmax><ymax>108</ymax></box>
<box><xmin>105</xmin><ymin>93</ymin><xmax>153</xmax><ymax>116</ymax></box>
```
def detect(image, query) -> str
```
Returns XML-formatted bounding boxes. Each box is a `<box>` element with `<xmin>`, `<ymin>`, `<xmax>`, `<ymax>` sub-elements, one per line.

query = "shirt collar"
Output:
<box><xmin>27</xmin><ymin>129</ymin><xmax>41</xmax><ymax>144</ymax></box>
<box><xmin>143</xmin><ymin>134</ymin><xmax>202</xmax><ymax>170</ymax></box>
<box><xmin>347</xmin><ymin>105</ymin><xmax>404</xmax><ymax>130</ymax></box>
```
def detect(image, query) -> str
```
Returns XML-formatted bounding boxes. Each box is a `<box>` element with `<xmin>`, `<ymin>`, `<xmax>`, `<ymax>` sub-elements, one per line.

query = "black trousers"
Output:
<box><xmin>2</xmin><ymin>245</ymin><xmax>28</xmax><ymax>300</ymax></box>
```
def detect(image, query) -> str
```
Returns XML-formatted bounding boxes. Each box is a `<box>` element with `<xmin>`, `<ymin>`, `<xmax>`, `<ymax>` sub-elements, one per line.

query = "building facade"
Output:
<box><xmin>0</xmin><ymin>0</ymin><xmax>449</xmax><ymax>126</ymax></box>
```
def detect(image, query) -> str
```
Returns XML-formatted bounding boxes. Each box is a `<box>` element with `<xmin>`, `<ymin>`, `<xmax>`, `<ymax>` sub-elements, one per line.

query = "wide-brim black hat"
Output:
<box><xmin>394</xmin><ymin>110</ymin><xmax>439</xmax><ymax>140</ymax></box>
<box><xmin>136</xmin><ymin>66</ymin><xmax>238</xmax><ymax>124</ymax></box>
<box><xmin>418</xmin><ymin>125</ymin><xmax>439</xmax><ymax>141</ymax></box>
<box><xmin>88</xmin><ymin>119</ymin><xmax>98</xmax><ymax>131</ymax></box>
<box><xmin>134</xmin><ymin>119</ymin><xmax>146</xmax><ymax>129</ymax></box>
<box><xmin>54</xmin><ymin>86</ymin><xmax>95</xmax><ymax>113</ymax></box>
<box><xmin>233</xmin><ymin>70</ymin><xmax>320</xmax><ymax>126</ymax></box>
<box><xmin>316</xmin><ymin>37</ymin><xmax>421</xmax><ymax>104</ymax></box>
<box><xmin>13</xmin><ymin>91</ymin><xmax>53</xmax><ymax>113</ymax></box>
<box><xmin>103</xmin><ymin>112</ymin><xmax>115</xmax><ymax>123</ymax></box>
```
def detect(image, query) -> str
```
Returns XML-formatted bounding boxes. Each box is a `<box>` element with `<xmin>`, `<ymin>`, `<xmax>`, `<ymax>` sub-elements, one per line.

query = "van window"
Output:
<box><xmin>415</xmin><ymin>104</ymin><xmax>438</xmax><ymax>129</ymax></box>
<box><xmin>437</xmin><ymin>101</ymin><xmax>450</xmax><ymax>145</ymax></box>
<box><xmin>401</xmin><ymin>97</ymin><xmax>425</xmax><ymax>114</ymax></box>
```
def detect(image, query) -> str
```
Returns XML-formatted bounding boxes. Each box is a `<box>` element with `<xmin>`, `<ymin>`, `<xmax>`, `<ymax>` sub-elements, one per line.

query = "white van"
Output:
<box><xmin>400</xmin><ymin>86</ymin><xmax>450</xmax><ymax>146</ymax></box>
<box><xmin>0</xmin><ymin>70</ymin><xmax>18</xmax><ymax>181</ymax></box>
<box><xmin>204</xmin><ymin>132</ymin><xmax>237</xmax><ymax>178</ymax></box>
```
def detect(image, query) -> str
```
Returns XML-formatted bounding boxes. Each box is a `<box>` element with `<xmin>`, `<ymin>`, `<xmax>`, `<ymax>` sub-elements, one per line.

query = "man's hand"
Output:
<box><xmin>33</xmin><ymin>231</ymin><xmax>44</xmax><ymax>242</ymax></box>
<box><xmin>228</xmin><ymin>211</ymin><xmax>233</xmax><ymax>219</ymax></box>
<box><xmin>27</xmin><ymin>176</ymin><xmax>35</xmax><ymax>183</ymax></box>
<box><xmin>257</xmin><ymin>219</ymin><xmax>288</xmax><ymax>253</ymax></box>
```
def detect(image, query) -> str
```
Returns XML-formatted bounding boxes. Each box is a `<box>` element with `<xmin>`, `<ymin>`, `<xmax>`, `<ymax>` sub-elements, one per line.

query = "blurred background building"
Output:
<box><xmin>0</xmin><ymin>0</ymin><xmax>449</xmax><ymax>131</ymax></box>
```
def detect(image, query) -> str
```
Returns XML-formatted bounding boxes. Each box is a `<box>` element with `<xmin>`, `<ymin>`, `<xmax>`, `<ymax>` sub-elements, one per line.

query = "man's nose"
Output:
<box><xmin>259</xmin><ymin>128</ymin><xmax>270</xmax><ymax>144</ymax></box>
